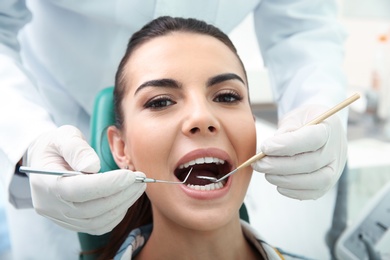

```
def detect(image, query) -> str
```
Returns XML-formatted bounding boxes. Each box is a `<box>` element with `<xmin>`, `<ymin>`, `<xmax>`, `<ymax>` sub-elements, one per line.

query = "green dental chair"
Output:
<box><xmin>78</xmin><ymin>87</ymin><xmax>250</xmax><ymax>259</ymax></box>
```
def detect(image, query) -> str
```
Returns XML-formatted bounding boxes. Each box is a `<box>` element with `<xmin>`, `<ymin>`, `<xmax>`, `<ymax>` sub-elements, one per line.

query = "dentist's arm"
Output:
<box><xmin>253</xmin><ymin>0</ymin><xmax>348</xmax><ymax>200</ymax></box>
<box><xmin>0</xmin><ymin>1</ymin><xmax>145</xmax><ymax>234</ymax></box>
<box><xmin>0</xmin><ymin>0</ymin><xmax>58</xmax><ymax>207</ymax></box>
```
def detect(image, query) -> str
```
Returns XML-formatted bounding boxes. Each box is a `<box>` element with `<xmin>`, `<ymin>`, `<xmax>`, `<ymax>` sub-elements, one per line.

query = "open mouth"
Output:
<box><xmin>174</xmin><ymin>157</ymin><xmax>231</xmax><ymax>191</ymax></box>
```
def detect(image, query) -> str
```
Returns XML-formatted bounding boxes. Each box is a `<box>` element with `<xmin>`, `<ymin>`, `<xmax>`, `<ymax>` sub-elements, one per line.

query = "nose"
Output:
<box><xmin>182</xmin><ymin>99</ymin><xmax>220</xmax><ymax>136</ymax></box>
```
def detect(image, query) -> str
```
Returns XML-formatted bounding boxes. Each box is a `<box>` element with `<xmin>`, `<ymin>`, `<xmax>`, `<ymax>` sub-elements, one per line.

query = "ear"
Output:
<box><xmin>107</xmin><ymin>126</ymin><xmax>135</xmax><ymax>170</ymax></box>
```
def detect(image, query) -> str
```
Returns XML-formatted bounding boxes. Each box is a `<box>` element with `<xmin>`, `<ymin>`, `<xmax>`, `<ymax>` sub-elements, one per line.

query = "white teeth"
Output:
<box><xmin>205</xmin><ymin>157</ymin><xmax>214</xmax><ymax>163</ymax></box>
<box><xmin>195</xmin><ymin>158</ymin><xmax>205</xmax><ymax>164</ymax></box>
<box><xmin>178</xmin><ymin>157</ymin><xmax>225</xmax><ymax>169</ymax></box>
<box><xmin>187</xmin><ymin>181</ymin><xmax>225</xmax><ymax>191</ymax></box>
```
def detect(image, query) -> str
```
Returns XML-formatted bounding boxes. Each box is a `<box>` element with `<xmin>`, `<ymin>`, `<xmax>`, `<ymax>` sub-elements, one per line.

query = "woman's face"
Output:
<box><xmin>110</xmin><ymin>32</ymin><xmax>256</xmax><ymax>231</ymax></box>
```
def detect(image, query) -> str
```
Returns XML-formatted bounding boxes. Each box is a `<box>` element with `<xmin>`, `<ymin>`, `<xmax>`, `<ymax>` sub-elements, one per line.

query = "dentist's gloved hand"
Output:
<box><xmin>252</xmin><ymin>105</ymin><xmax>347</xmax><ymax>200</ymax></box>
<box><xmin>27</xmin><ymin>125</ymin><xmax>146</xmax><ymax>235</ymax></box>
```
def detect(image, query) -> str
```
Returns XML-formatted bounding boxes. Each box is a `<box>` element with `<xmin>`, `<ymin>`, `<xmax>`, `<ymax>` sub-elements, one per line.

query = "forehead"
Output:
<box><xmin>123</xmin><ymin>32</ymin><xmax>245</xmax><ymax>91</ymax></box>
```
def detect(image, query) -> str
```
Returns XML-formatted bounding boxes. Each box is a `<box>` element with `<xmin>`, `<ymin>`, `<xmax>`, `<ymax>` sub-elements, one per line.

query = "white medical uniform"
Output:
<box><xmin>0</xmin><ymin>0</ymin><xmax>347</xmax><ymax>259</ymax></box>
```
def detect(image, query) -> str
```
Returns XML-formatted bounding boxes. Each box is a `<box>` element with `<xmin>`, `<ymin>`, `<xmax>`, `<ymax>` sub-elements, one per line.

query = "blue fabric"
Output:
<box><xmin>114</xmin><ymin>224</ymin><xmax>152</xmax><ymax>260</ymax></box>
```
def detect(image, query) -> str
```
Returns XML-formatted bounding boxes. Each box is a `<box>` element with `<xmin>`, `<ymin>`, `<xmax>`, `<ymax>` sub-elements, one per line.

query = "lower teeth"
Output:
<box><xmin>187</xmin><ymin>181</ymin><xmax>225</xmax><ymax>191</ymax></box>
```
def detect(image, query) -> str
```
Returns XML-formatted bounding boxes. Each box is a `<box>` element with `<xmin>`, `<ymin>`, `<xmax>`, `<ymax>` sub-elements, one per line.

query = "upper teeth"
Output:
<box><xmin>178</xmin><ymin>157</ymin><xmax>225</xmax><ymax>169</ymax></box>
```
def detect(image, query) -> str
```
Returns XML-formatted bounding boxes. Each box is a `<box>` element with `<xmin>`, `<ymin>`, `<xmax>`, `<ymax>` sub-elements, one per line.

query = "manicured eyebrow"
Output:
<box><xmin>134</xmin><ymin>78</ymin><xmax>181</xmax><ymax>95</ymax></box>
<box><xmin>206</xmin><ymin>73</ymin><xmax>245</xmax><ymax>87</ymax></box>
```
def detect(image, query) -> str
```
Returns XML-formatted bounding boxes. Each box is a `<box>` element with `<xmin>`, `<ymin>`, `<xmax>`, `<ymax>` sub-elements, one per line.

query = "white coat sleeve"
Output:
<box><xmin>253</xmin><ymin>0</ymin><xmax>348</xmax><ymax>125</ymax></box>
<box><xmin>0</xmin><ymin>0</ymin><xmax>57</xmax><ymax>207</ymax></box>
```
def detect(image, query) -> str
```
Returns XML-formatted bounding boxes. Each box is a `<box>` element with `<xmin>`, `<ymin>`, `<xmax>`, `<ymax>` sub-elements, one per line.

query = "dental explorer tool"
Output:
<box><xmin>19</xmin><ymin>166</ymin><xmax>193</xmax><ymax>184</ymax></box>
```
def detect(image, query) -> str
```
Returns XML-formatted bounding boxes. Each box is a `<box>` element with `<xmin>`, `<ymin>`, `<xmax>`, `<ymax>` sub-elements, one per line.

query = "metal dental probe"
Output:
<box><xmin>196</xmin><ymin>93</ymin><xmax>361</xmax><ymax>183</ymax></box>
<box><xmin>135</xmin><ymin>168</ymin><xmax>193</xmax><ymax>184</ymax></box>
<box><xmin>19</xmin><ymin>166</ymin><xmax>193</xmax><ymax>184</ymax></box>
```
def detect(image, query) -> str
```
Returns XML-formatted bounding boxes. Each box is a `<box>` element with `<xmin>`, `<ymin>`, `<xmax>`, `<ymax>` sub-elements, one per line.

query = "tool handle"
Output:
<box><xmin>19</xmin><ymin>166</ymin><xmax>82</xmax><ymax>176</ymax></box>
<box><xmin>303</xmin><ymin>93</ymin><xmax>360</xmax><ymax>127</ymax></box>
<box><xmin>237</xmin><ymin>152</ymin><xmax>266</xmax><ymax>170</ymax></box>
<box><xmin>237</xmin><ymin>93</ymin><xmax>361</xmax><ymax>170</ymax></box>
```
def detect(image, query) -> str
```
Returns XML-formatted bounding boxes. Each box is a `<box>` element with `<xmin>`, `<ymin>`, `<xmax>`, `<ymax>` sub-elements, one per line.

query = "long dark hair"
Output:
<box><xmin>99</xmin><ymin>16</ymin><xmax>247</xmax><ymax>259</ymax></box>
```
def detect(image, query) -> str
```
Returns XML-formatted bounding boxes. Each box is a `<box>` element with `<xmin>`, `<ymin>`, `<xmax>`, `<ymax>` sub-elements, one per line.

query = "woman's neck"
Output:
<box><xmin>135</xmin><ymin>218</ymin><xmax>261</xmax><ymax>260</ymax></box>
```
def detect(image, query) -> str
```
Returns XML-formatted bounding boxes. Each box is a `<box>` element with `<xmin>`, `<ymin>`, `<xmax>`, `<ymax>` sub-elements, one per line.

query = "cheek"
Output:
<box><xmin>125</xmin><ymin>124</ymin><xmax>170</xmax><ymax>176</ymax></box>
<box><xmin>230</xmin><ymin>114</ymin><xmax>257</xmax><ymax>161</ymax></box>
<box><xmin>238</xmin><ymin>116</ymin><xmax>256</xmax><ymax>169</ymax></box>
<box><xmin>231</xmin><ymin>115</ymin><xmax>256</xmax><ymax>205</ymax></box>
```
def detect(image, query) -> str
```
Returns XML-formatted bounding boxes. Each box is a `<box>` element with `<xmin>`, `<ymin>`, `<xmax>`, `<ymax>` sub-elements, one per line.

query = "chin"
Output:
<box><xmin>172</xmin><ymin>205</ymin><xmax>241</xmax><ymax>233</ymax></box>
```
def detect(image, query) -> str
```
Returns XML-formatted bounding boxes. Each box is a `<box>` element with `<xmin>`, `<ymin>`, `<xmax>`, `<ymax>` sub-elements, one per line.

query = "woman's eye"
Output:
<box><xmin>144</xmin><ymin>96</ymin><xmax>176</xmax><ymax>109</ymax></box>
<box><xmin>214</xmin><ymin>90</ymin><xmax>242</xmax><ymax>103</ymax></box>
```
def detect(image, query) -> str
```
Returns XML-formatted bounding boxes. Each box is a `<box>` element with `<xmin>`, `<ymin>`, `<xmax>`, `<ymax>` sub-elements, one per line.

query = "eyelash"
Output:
<box><xmin>213</xmin><ymin>90</ymin><xmax>243</xmax><ymax>103</ymax></box>
<box><xmin>144</xmin><ymin>90</ymin><xmax>243</xmax><ymax>110</ymax></box>
<box><xmin>144</xmin><ymin>95</ymin><xmax>176</xmax><ymax>110</ymax></box>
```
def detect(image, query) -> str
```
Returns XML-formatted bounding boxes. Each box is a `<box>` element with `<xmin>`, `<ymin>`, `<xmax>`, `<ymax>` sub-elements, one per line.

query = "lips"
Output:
<box><xmin>174</xmin><ymin>156</ymin><xmax>231</xmax><ymax>189</ymax></box>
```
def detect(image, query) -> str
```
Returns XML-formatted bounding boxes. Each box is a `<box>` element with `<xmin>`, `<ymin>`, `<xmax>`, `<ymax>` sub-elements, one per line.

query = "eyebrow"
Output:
<box><xmin>134</xmin><ymin>78</ymin><xmax>181</xmax><ymax>95</ymax></box>
<box><xmin>134</xmin><ymin>73</ymin><xmax>245</xmax><ymax>95</ymax></box>
<box><xmin>206</xmin><ymin>73</ymin><xmax>245</xmax><ymax>87</ymax></box>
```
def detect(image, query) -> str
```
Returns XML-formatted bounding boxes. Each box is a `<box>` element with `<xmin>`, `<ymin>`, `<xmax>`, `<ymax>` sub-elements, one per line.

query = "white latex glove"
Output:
<box><xmin>27</xmin><ymin>125</ymin><xmax>146</xmax><ymax>235</ymax></box>
<box><xmin>252</xmin><ymin>105</ymin><xmax>347</xmax><ymax>200</ymax></box>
